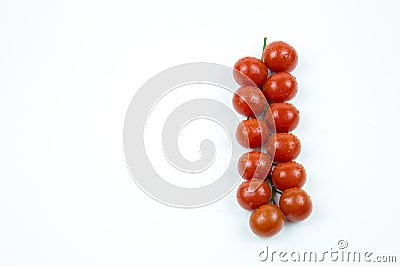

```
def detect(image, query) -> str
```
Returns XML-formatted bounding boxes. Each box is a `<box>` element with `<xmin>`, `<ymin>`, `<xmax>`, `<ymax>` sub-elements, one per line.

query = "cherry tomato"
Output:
<box><xmin>236</xmin><ymin>180</ymin><xmax>272</xmax><ymax>210</ymax></box>
<box><xmin>266</xmin><ymin>133</ymin><xmax>301</xmax><ymax>163</ymax></box>
<box><xmin>264</xmin><ymin>102</ymin><xmax>299</xmax><ymax>132</ymax></box>
<box><xmin>249</xmin><ymin>204</ymin><xmax>285</xmax><ymax>237</ymax></box>
<box><xmin>263</xmin><ymin>72</ymin><xmax>297</xmax><ymax>103</ymax></box>
<box><xmin>271</xmin><ymin>161</ymin><xmax>306</xmax><ymax>191</ymax></box>
<box><xmin>262</xmin><ymin>41</ymin><xmax>298</xmax><ymax>72</ymax></box>
<box><xmin>238</xmin><ymin>150</ymin><xmax>272</xmax><ymax>180</ymax></box>
<box><xmin>279</xmin><ymin>188</ymin><xmax>312</xmax><ymax>222</ymax></box>
<box><xmin>232</xmin><ymin>86</ymin><xmax>267</xmax><ymax>117</ymax></box>
<box><xmin>236</xmin><ymin>118</ymin><xmax>269</xmax><ymax>148</ymax></box>
<box><xmin>234</xmin><ymin>57</ymin><xmax>269</xmax><ymax>87</ymax></box>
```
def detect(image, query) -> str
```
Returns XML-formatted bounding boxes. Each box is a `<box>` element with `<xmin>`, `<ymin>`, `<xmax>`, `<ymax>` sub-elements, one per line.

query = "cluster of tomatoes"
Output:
<box><xmin>232</xmin><ymin>39</ymin><xmax>312</xmax><ymax>237</ymax></box>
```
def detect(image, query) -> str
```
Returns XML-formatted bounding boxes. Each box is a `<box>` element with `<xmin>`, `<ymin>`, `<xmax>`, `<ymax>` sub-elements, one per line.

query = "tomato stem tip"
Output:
<box><xmin>261</xmin><ymin>36</ymin><xmax>267</xmax><ymax>60</ymax></box>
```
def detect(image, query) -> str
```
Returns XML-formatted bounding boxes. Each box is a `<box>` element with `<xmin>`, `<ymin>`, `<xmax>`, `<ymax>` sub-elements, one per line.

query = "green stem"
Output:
<box><xmin>270</xmin><ymin>183</ymin><xmax>277</xmax><ymax>205</ymax></box>
<box><xmin>274</xmin><ymin>185</ymin><xmax>282</xmax><ymax>195</ymax></box>
<box><xmin>261</xmin><ymin>37</ymin><xmax>267</xmax><ymax>61</ymax></box>
<box><xmin>268</xmin><ymin>174</ymin><xmax>282</xmax><ymax>205</ymax></box>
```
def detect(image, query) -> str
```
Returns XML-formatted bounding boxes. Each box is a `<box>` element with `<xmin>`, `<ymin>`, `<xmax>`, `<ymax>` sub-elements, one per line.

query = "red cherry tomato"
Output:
<box><xmin>236</xmin><ymin>180</ymin><xmax>271</xmax><ymax>210</ymax></box>
<box><xmin>271</xmin><ymin>161</ymin><xmax>306</xmax><ymax>191</ymax></box>
<box><xmin>249</xmin><ymin>204</ymin><xmax>285</xmax><ymax>237</ymax></box>
<box><xmin>234</xmin><ymin>57</ymin><xmax>268</xmax><ymax>87</ymax></box>
<box><xmin>238</xmin><ymin>150</ymin><xmax>272</xmax><ymax>180</ymax></box>
<box><xmin>265</xmin><ymin>102</ymin><xmax>299</xmax><ymax>132</ymax></box>
<box><xmin>279</xmin><ymin>188</ymin><xmax>312</xmax><ymax>222</ymax></box>
<box><xmin>262</xmin><ymin>41</ymin><xmax>298</xmax><ymax>72</ymax></box>
<box><xmin>232</xmin><ymin>86</ymin><xmax>267</xmax><ymax>117</ymax></box>
<box><xmin>266</xmin><ymin>133</ymin><xmax>301</xmax><ymax>163</ymax></box>
<box><xmin>263</xmin><ymin>72</ymin><xmax>298</xmax><ymax>103</ymax></box>
<box><xmin>236</xmin><ymin>118</ymin><xmax>269</xmax><ymax>148</ymax></box>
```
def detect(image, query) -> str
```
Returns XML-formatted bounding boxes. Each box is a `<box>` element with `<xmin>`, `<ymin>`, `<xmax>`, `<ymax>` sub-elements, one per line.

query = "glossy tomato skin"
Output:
<box><xmin>249</xmin><ymin>204</ymin><xmax>285</xmax><ymax>237</ymax></box>
<box><xmin>279</xmin><ymin>188</ymin><xmax>312</xmax><ymax>222</ymax></box>
<box><xmin>272</xmin><ymin>161</ymin><xmax>306</xmax><ymax>191</ymax></box>
<box><xmin>232</xmin><ymin>86</ymin><xmax>267</xmax><ymax>117</ymax></box>
<box><xmin>265</xmin><ymin>102</ymin><xmax>299</xmax><ymax>132</ymax></box>
<box><xmin>234</xmin><ymin>57</ymin><xmax>269</xmax><ymax>87</ymax></box>
<box><xmin>262</xmin><ymin>41</ymin><xmax>298</xmax><ymax>72</ymax></box>
<box><xmin>238</xmin><ymin>150</ymin><xmax>272</xmax><ymax>180</ymax></box>
<box><xmin>236</xmin><ymin>180</ymin><xmax>272</xmax><ymax>210</ymax></box>
<box><xmin>266</xmin><ymin>133</ymin><xmax>301</xmax><ymax>163</ymax></box>
<box><xmin>263</xmin><ymin>72</ymin><xmax>298</xmax><ymax>103</ymax></box>
<box><xmin>236</xmin><ymin>118</ymin><xmax>269</xmax><ymax>148</ymax></box>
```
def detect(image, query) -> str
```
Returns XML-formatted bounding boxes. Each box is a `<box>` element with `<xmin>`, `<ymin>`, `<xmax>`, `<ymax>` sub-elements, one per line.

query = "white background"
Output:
<box><xmin>1</xmin><ymin>0</ymin><xmax>400</xmax><ymax>266</ymax></box>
